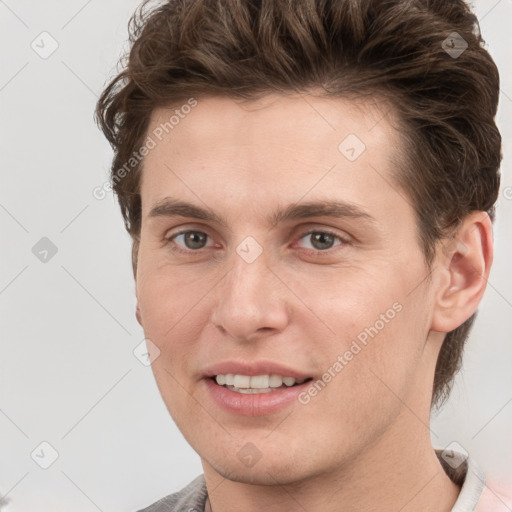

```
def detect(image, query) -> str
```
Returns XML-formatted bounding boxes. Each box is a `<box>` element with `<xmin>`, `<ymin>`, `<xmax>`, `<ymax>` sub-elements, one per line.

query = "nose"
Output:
<box><xmin>210</xmin><ymin>247</ymin><xmax>290</xmax><ymax>342</ymax></box>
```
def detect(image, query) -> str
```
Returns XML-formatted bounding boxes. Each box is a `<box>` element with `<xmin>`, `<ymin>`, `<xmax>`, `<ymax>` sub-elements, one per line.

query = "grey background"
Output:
<box><xmin>0</xmin><ymin>0</ymin><xmax>511</xmax><ymax>510</ymax></box>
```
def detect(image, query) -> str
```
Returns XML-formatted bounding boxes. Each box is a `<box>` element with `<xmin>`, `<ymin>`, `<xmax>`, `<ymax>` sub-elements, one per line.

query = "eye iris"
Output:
<box><xmin>184</xmin><ymin>231</ymin><xmax>207</xmax><ymax>249</ymax></box>
<box><xmin>311</xmin><ymin>232</ymin><xmax>335</xmax><ymax>250</ymax></box>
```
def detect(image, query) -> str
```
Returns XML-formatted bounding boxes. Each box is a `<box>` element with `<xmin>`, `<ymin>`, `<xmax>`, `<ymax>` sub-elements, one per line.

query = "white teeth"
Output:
<box><xmin>249</xmin><ymin>375</ymin><xmax>269</xmax><ymax>389</ymax></box>
<box><xmin>233</xmin><ymin>375</ymin><xmax>251</xmax><ymax>388</ymax></box>
<box><xmin>269</xmin><ymin>375</ymin><xmax>283</xmax><ymax>387</ymax></box>
<box><xmin>214</xmin><ymin>373</ymin><xmax>305</xmax><ymax>389</ymax></box>
<box><xmin>282</xmin><ymin>377</ymin><xmax>296</xmax><ymax>387</ymax></box>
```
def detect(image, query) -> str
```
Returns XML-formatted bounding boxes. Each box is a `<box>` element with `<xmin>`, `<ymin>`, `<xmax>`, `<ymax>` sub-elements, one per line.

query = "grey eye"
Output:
<box><xmin>308</xmin><ymin>232</ymin><xmax>337</xmax><ymax>250</ymax></box>
<box><xmin>174</xmin><ymin>231</ymin><xmax>208</xmax><ymax>250</ymax></box>
<box><xmin>299</xmin><ymin>231</ymin><xmax>343</xmax><ymax>251</ymax></box>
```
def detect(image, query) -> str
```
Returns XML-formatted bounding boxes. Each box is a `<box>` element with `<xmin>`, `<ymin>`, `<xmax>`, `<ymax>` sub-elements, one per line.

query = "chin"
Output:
<box><xmin>199</xmin><ymin>438</ymin><xmax>330</xmax><ymax>487</ymax></box>
<box><xmin>205</xmin><ymin>456</ymin><xmax>316</xmax><ymax>486</ymax></box>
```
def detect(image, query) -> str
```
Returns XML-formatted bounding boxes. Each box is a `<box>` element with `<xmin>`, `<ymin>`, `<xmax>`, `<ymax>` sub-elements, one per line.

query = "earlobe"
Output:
<box><xmin>431</xmin><ymin>212</ymin><xmax>493</xmax><ymax>333</ymax></box>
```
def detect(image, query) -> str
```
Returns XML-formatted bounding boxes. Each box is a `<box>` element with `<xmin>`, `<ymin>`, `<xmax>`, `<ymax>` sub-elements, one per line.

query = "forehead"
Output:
<box><xmin>140</xmin><ymin>93</ymin><xmax>408</xmax><ymax>225</ymax></box>
<box><xmin>146</xmin><ymin>92</ymin><xmax>395</xmax><ymax>156</ymax></box>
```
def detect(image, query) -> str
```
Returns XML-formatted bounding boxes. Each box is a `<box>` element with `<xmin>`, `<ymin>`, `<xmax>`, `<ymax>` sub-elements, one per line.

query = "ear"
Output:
<box><xmin>431</xmin><ymin>212</ymin><xmax>493</xmax><ymax>333</ymax></box>
<box><xmin>135</xmin><ymin>299</ymin><xmax>143</xmax><ymax>327</ymax></box>
<box><xmin>134</xmin><ymin>245</ymin><xmax>143</xmax><ymax>327</ymax></box>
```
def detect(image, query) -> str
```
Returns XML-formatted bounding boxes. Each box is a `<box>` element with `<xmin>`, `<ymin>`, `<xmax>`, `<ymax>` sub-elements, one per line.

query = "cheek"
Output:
<box><xmin>135</xmin><ymin>265</ymin><xmax>215</xmax><ymax>414</ymax></box>
<box><xmin>303</xmin><ymin>265</ymin><xmax>427</xmax><ymax>401</ymax></box>
<box><xmin>295</xmin><ymin>308</ymin><xmax>415</xmax><ymax>454</ymax></box>
<box><xmin>291</xmin><ymin>264</ymin><xmax>406</xmax><ymax>341</ymax></box>
<box><xmin>137</xmin><ymin>266</ymin><xmax>209</xmax><ymax>422</ymax></box>
<box><xmin>136</xmin><ymin>255</ymin><xmax>216</xmax><ymax>336</ymax></box>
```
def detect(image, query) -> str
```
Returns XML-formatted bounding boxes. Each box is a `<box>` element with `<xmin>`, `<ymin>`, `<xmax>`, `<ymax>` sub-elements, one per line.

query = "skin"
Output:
<box><xmin>134</xmin><ymin>92</ymin><xmax>493</xmax><ymax>512</ymax></box>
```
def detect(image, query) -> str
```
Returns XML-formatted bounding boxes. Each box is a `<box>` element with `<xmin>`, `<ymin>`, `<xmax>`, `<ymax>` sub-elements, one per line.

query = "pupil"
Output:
<box><xmin>312</xmin><ymin>232</ymin><xmax>334</xmax><ymax>250</ymax></box>
<box><xmin>185</xmin><ymin>231</ymin><xmax>206</xmax><ymax>249</ymax></box>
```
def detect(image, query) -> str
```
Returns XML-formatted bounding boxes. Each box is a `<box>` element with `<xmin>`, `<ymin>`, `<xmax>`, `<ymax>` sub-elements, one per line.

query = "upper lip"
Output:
<box><xmin>203</xmin><ymin>360</ymin><xmax>313</xmax><ymax>380</ymax></box>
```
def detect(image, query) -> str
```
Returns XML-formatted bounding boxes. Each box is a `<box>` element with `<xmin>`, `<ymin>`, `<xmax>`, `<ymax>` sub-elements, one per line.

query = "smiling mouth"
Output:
<box><xmin>211</xmin><ymin>374</ymin><xmax>313</xmax><ymax>394</ymax></box>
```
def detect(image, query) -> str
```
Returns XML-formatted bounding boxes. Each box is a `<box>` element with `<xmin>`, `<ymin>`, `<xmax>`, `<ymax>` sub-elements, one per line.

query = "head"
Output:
<box><xmin>96</xmin><ymin>0</ymin><xmax>500</xmax><ymax>484</ymax></box>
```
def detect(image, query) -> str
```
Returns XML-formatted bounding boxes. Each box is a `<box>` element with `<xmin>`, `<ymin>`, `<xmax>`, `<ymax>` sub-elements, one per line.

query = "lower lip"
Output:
<box><xmin>203</xmin><ymin>378</ymin><xmax>312</xmax><ymax>416</ymax></box>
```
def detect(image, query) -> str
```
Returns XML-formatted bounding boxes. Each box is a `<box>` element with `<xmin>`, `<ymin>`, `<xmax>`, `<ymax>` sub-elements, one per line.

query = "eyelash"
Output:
<box><xmin>164</xmin><ymin>228</ymin><xmax>350</xmax><ymax>256</ymax></box>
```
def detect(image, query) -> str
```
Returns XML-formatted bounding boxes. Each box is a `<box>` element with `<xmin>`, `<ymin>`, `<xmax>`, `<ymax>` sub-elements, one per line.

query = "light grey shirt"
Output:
<box><xmin>136</xmin><ymin>450</ymin><xmax>486</xmax><ymax>512</ymax></box>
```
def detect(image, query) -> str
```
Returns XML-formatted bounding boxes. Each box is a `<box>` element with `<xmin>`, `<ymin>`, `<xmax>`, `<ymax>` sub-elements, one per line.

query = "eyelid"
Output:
<box><xmin>163</xmin><ymin>223</ymin><xmax>216</xmax><ymax>241</ymax></box>
<box><xmin>296</xmin><ymin>224</ymin><xmax>352</xmax><ymax>241</ymax></box>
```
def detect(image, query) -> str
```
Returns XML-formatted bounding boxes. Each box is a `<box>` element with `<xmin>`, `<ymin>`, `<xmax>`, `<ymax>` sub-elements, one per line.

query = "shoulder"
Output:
<box><xmin>136</xmin><ymin>474</ymin><xmax>207</xmax><ymax>512</ymax></box>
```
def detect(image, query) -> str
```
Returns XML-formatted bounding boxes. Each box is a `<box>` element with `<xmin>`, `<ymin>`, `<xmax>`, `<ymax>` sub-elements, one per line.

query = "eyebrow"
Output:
<box><xmin>147</xmin><ymin>196</ymin><xmax>376</xmax><ymax>228</ymax></box>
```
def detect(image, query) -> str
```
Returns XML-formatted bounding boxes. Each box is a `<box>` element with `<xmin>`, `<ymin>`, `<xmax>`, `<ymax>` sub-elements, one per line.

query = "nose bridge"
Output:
<box><xmin>223</xmin><ymin>242</ymin><xmax>273</xmax><ymax>313</ymax></box>
<box><xmin>226</xmin><ymin>231</ymin><xmax>269</xmax><ymax>289</ymax></box>
<box><xmin>211</xmin><ymin>240</ymin><xmax>289</xmax><ymax>340</ymax></box>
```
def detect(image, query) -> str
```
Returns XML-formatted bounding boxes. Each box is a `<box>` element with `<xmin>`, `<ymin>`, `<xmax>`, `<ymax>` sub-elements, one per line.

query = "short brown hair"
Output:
<box><xmin>95</xmin><ymin>0</ymin><xmax>501</xmax><ymax>409</ymax></box>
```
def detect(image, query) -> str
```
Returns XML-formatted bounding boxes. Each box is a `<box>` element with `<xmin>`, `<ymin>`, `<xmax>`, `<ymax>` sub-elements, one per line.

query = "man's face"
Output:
<box><xmin>136</xmin><ymin>93</ymin><xmax>438</xmax><ymax>484</ymax></box>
